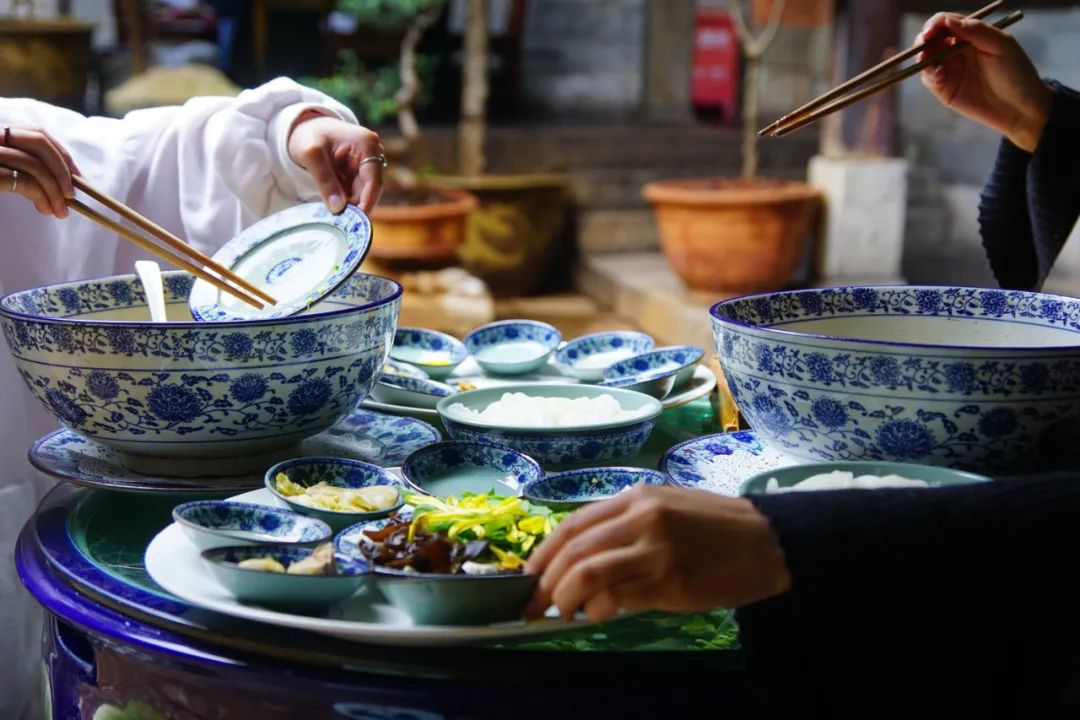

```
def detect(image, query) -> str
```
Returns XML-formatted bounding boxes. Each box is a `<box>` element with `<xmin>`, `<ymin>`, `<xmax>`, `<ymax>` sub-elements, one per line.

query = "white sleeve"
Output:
<box><xmin>0</xmin><ymin>77</ymin><xmax>359</xmax><ymax>257</ymax></box>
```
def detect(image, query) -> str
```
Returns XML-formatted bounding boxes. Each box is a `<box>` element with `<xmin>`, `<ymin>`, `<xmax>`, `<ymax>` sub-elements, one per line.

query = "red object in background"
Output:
<box><xmin>691</xmin><ymin>9</ymin><xmax>740</xmax><ymax>125</ymax></box>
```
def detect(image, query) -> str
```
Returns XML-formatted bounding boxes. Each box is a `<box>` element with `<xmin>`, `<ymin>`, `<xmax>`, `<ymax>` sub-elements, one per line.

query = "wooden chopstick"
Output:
<box><xmin>759</xmin><ymin>0</ymin><xmax>1004</xmax><ymax>137</ymax></box>
<box><xmin>72</xmin><ymin>176</ymin><xmax>277</xmax><ymax>306</ymax></box>
<box><xmin>769</xmin><ymin>9</ymin><xmax>1023</xmax><ymax>138</ymax></box>
<box><xmin>68</xmin><ymin>199</ymin><xmax>266</xmax><ymax>310</ymax></box>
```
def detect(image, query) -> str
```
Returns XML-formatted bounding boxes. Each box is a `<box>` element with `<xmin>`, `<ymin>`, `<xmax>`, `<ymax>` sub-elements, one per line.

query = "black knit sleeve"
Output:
<box><xmin>734</xmin><ymin>473</ymin><xmax>1080</xmax><ymax>719</ymax></box>
<box><xmin>979</xmin><ymin>80</ymin><xmax>1080</xmax><ymax>291</ymax></box>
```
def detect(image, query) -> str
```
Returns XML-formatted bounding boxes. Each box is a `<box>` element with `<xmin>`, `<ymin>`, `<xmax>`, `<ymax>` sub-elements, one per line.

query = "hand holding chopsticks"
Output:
<box><xmin>68</xmin><ymin>177</ymin><xmax>276</xmax><ymax>311</ymax></box>
<box><xmin>760</xmin><ymin>1</ymin><xmax>1025</xmax><ymax>139</ymax></box>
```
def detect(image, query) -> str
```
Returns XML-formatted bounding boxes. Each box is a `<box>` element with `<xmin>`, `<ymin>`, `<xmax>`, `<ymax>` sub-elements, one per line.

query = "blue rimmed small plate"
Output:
<box><xmin>389</xmin><ymin>327</ymin><xmax>470</xmax><ymax>379</ymax></box>
<box><xmin>554</xmin><ymin>331</ymin><xmax>655</xmax><ymax>382</ymax></box>
<box><xmin>522</xmin><ymin>467</ymin><xmax>666</xmax><ymax>511</ymax></box>
<box><xmin>172</xmin><ymin>500</ymin><xmax>333</xmax><ymax>551</ymax></box>
<box><xmin>189</xmin><ymin>202</ymin><xmax>372</xmax><ymax>322</ymax></box>
<box><xmin>265</xmin><ymin>456</ymin><xmax>406</xmax><ymax>531</ymax></box>
<box><xmin>659</xmin><ymin>430</ymin><xmax>800</xmax><ymax>496</ymax></box>
<box><xmin>370</xmin><ymin>374</ymin><xmax>459</xmax><ymax>409</ymax></box>
<box><xmin>603</xmin><ymin>345</ymin><xmax>705</xmax><ymax>392</ymax></box>
<box><xmin>381</xmin><ymin>358</ymin><xmax>430</xmax><ymax>380</ymax></box>
<box><xmin>463</xmin><ymin>320</ymin><xmax>562</xmax><ymax>375</ymax></box>
<box><xmin>400</xmin><ymin>440</ymin><xmax>543</xmax><ymax>497</ymax></box>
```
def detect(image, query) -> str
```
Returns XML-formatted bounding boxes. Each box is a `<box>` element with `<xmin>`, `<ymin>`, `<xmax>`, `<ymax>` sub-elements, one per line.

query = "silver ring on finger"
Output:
<box><xmin>360</xmin><ymin>154</ymin><xmax>389</xmax><ymax>169</ymax></box>
<box><xmin>10</xmin><ymin>169</ymin><xmax>18</xmax><ymax>193</ymax></box>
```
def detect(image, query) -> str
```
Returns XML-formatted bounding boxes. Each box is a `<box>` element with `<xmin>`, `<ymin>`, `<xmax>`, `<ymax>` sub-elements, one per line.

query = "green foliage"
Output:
<box><xmin>301</xmin><ymin>51</ymin><xmax>438</xmax><ymax>127</ymax></box>
<box><xmin>336</xmin><ymin>0</ymin><xmax>448</xmax><ymax>30</ymax></box>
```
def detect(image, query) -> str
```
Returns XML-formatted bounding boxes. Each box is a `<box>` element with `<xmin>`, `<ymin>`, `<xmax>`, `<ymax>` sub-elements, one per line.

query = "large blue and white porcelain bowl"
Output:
<box><xmin>711</xmin><ymin>285</ymin><xmax>1080</xmax><ymax>473</ymax></box>
<box><xmin>0</xmin><ymin>270</ymin><xmax>401</xmax><ymax>460</ymax></box>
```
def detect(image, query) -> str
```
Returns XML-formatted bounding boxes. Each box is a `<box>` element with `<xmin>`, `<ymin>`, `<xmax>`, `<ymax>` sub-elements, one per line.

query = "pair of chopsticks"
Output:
<box><xmin>759</xmin><ymin>1</ymin><xmax>1022</xmax><ymax>138</ymax></box>
<box><xmin>67</xmin><ymin>177</ymin><xmax>276</xmax><ymax>310</ymax></box>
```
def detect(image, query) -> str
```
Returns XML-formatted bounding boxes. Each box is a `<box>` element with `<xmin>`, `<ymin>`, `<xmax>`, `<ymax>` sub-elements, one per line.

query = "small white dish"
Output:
<box><xmin>189</xmin><ymin>202</ymin><xmax>372</xmax><ymax>322</ymax></box>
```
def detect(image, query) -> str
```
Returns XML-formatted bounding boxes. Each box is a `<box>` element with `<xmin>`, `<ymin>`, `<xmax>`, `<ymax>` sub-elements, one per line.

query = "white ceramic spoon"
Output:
<box><xmin>135</xmin><ymin>260</ymin><xmax>167</xmax><ymax>322</ymax></box>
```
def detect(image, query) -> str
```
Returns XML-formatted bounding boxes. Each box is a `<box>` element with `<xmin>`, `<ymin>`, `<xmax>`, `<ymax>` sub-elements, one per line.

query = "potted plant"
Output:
<box><xmin>642</xmin><ymin>0</ymin><xmax>822</xmax><ymax>294</ymax></box>
<box><xmin>315</xmin><ymin>0</ymin><xmax>478</xmax><ymax>266</ymax></box>
<box><xmin>427</xmin><ymin>0</ymin><xmax>569</xmax><ymax>297</ymax></box>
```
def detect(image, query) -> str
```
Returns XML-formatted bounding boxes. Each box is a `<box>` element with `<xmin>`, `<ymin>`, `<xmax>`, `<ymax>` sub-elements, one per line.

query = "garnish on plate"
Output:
<box><xmin>237</xmin><ymin>543</ymin><xmax>336</xmax><ymax>575</ymax></box>
<box><xmin>360</xmin><ymin>492</ymin><xmax>567</xmax><ymax>575</ymax></box>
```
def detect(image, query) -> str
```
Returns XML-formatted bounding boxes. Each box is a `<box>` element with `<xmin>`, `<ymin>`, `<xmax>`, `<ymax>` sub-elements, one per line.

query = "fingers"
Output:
<box><xmin>549</xmin><ymin>544</ymin><xmax>663</xmax><ymax>622</ymax></box>
<box><xmin>1</xmin><ymin>128</ymin><xmax>73</xmax><ymax>217</ymax></box>
<box><xmin>344</xmin><ymin>135</ymin><xmax>385</xmax><ymax>214</ymax></box>
<box><xmin>943</xmin><ymin>15</ymin><xmax>1014</xmax><ymax>55</ymax></box>
<box><xmin>300</xmin><ymin>140</ymin><xmax>349</xmax><ymax>214</ymax></box>
<box><xmin>39</xmin><ymin>128</ymin><xmax>81</xmax><ymax>177</ymax></box>
<box><xmin>524</xmin><ymin>490</ymin><xmax>636</xmax><ymax>575</ymax></box>
<box><xmin>0</xmin><ymin>167</ymin><xmax>56</xmax><ymax>216</ymax></box>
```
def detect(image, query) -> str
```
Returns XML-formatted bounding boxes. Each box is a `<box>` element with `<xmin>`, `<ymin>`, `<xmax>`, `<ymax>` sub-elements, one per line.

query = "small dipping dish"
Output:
<box><xmin>597</xmin><ymin>370</ymin><xmax>676</xmax><ymax>400</ymax></box>
<box><xmin>381</xmin><ymin>358</ymin><xmax>430</xmax><ymax>380</ymax></box>
<box><xmin>522</xmin><ymin>467</ymin><xmax>667</xmax><ymax>512</ymax></box>
<box><xmin>400</xmin><ymin>440</ymin><xmax>543</xmax><ymax>497</ymax></box>
<box><xmin>463</xmin><ymin>320</ymin><xmax>562</xmax><ymax>375</ymax></box>
<box><xmin>201</xmin><ymin>544</ymin><xmax>370</xmax><ymax>610</ymax></box>
<box><xmin>554</xmin><ymin>331</ymin><xmax>655</xmax><ymax>382</ymax></box>
<box><xmin>265</xmin><ymin>456</ymin><xmax>406</xmax><ymax>531</ymax></box>
<box><xmin>370</xmin><ymin>374</ymin><xmax>458</xmax><ymax>409</ymax></box>
<box><xmin>390</xmin><ymin>327</ymin><xmax>469</xmax><ymax>379</ymax></box>
<box><xmin>172</xmin><ymin>500</ymin><xmax>332</xmax><ymax>551</ymax></box>
<box><xmin>603</xmin><ymin>345</ymin><xmax>705</xmax><ymax>393</ymax></box>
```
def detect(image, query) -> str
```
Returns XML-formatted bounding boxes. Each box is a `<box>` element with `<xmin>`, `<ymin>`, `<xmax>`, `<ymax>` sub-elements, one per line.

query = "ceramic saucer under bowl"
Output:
<box><xmin>659</xmin><ymin>430</ymin><xmax>800</xmax><ymax>496</ymax></box>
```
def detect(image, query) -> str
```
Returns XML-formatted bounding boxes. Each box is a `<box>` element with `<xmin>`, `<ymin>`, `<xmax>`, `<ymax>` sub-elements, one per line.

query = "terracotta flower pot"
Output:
<box><xmin>429</xmin><ymin>174</ymin><xmax>569</xmax><ymax>297</ymax></box>
<box><xmin>368</xmin><ymin>186</ymin><xmax>478</xmax><ymax>263</ymax></box>
<box><xmin>643</xmin><ymin>178</ymin><xmax>822</xmax><ymax>294</ymax></box>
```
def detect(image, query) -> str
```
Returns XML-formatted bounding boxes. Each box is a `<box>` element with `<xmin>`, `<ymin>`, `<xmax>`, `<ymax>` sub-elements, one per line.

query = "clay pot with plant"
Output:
<box><xmin>429</xmin><ymin>0</ymin><xmax>569</xmax><ymax>297</ymax></box>
<box><xmin>643</xmin><ymin>0</ymin><xmax>821</xmax><ymax>294</ymax></box>
<box><xmin>319</xmin><ymin>0</ymin><xmax>478</xmax><ymax>266</ymax></box>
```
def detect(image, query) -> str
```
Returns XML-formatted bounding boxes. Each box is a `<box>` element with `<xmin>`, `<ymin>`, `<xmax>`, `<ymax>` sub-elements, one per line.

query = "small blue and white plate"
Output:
<box><xmin>604</xmin><ymin>345</ymin><xmax>705</xmax><ymax>392</ymax></box>
<box><xmin>189</xmin><ymin>202</ymin><xmax>372</xmax><ymax>322</ymax></box>
<box><xmin>554</xmin><ymin>331</ymin><xmax>655</xmax><ymax>382</ymax></box>
<box><xmin>370</xmin><ymin>374</ymin><xmax>458</xmax><ymax>410</ymax></box>
<box><xmin>659</xmin><ymin>430</ymin><xmax>800</xmax><ymax>497</ymax></box>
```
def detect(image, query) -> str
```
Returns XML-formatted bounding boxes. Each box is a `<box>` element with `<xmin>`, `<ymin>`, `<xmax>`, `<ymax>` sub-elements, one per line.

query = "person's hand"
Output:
<box><xmin>0</xmin><ymin>126</ymin><xmax>80</xmax><ymax>218</ymax></box>
<box><xmin>916</xmin><ymin>13</ymin><xmax>1053</xmax><ymax>152</ymax></box>
<box><xmin>287</xmin><ymin>111</ymin><xmax>386</xmax><ymax>215</ymax></box>
<box><xmin>524</xmin><ymin>485</ymin><xmax>791</xmax><ymax>623</ymax></box>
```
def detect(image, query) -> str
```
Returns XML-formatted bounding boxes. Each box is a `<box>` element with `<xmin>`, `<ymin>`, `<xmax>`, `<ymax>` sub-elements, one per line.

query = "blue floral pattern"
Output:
<box><xmin>401</xmin><ymin>441</ymin><xmax>543</xmax><ymax>492</ymax></box>
<box><xmin>2</xmin><ymin>272</ymin><xmax>401</xmax><ymax>456</ymax></box>
<box><xmin>554</xmin><ymin>331</ymin><xmax>654</xmax><ymax>371</ymax></box>
<box><xmin>711</xmin><ymin>286</ymin><xmax>1080</xmax><ymax>471</ymax></box>
<box><xmin>173</xmin><ymin>500</ymin><xmax>332</xmax><ymax>544</ymax></box>
<box><xmin>463</xmin><ymin>320</ymin><xmax>562</xmax><ymax>355</ymax></box>
<box><xmin>523</xmin><ymin>467</ymin><xmax>665</xmax><ymax>505</ymax></box>
<box><xmin>660</xmin><ymin>431</ymin><xmax>799</xmax><ymax>496</ymax></box>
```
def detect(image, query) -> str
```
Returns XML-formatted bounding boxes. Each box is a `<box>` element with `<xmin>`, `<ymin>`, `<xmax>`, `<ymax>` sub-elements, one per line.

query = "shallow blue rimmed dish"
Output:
<box><xmin>335</xmin><ymin>512</ymin><xmax>539</xmax><ymax>625</ymax></box>
<box><xmin>711</xmin><ymin>285</ymin><xmax>1080</xmax><ymax>473</ymax></box>
<box><xmin>463</xmin><ymin>320</ymin><xmax>563</xmax><ymax>375</ymax></box>
<box><xmin>172</xmin><ymin>500</ymin><xmax>332</xmax><ymax>551</ymax></box>
<box><xmin>389</xmin><ymin>327</ymin><xmax>469</xmax><ymax>379</ymax></box>
<box><xmin>370</xmin><ymin>374</ymin><xmax>458</xmax><ymax>409</ymax></box>
<box><xmin>201</xmin><ymin>543</ymin><xmax>370</xmax><ymax>609</ymax></box>
<box><xmin>522</xmin><ymin>467</ymin><xmax>667</xmax><ymax>511</ymax></box>
<box><xmin>554</xmin><ymin>331</ymin><xmax>655</xmax><ymax>382</ymax></box>
<box><xmin>436</xmin><ymin>384</ymin><xmax>663</xmax><ymax>467</ymax></box>
<box><xmin>381</xmin><ymin>358</ymin><xmax>430</xmax><ymax>380</ymax></box>
<box><xmin>400</xmin><ymin>440</ymin><xmax>543</xmax><ymax>497</ymax></box>
<box><xmin>598</xmin><ymin>369</ymin><xmax>677</xmax><ymax>400</ymax></box>
<box><xmin>603</xmin><ymin>345</ymin><xmax>705</xmax><ymax>392</ymax></box>
<box><xmin>265</xmin><ymin>456</ymin><xmax>406</xmax><ymax>531</ymax></box>
<box><xmin>740</xmin><ymin>460</ymin><xmax>992</xmax><ymax>495</ymax></box>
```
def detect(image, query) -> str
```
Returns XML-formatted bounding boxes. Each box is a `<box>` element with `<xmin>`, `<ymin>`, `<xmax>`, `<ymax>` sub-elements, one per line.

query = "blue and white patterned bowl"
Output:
<box><xmin>0</xmin><ymin>271</ymin><xmax>401</xmax><ymax>460</ymax></box>
<box><xmin>400</xmin><ymin>440</ymin><xmax>543</xmax><ymax>497</ymax></box>
<box><xmin>740</xmin><ymin>460</ymin><xmax>991</xmax><ymax>496</ymax></box>
<box><xmin>335</xmin><ymin>511</ymin><xmax>539</xmax><ymax>626</ymax></box>
<box><xmin>597</xmin><ymin>370</ymin><xmax>676</xmax><ymax>400</ymax></box>
<box><xmin>463</xmin><ymin>320</ymin><xmax>562</xmax><ymax>375</ymax></box>
<box><xmin>389</xmin><ymin>327</ymin><xmax>469</xmax><ymax>379</ymax></box>
<box><xmin>711</xmin><ymin>285</ymin><xmax>1080</xmax><ymax>473</ymax></box>
<box><xmin>522</xmin><ymin>467</ymin><xmax>666</xmax><ymax>511</ymax></box>
<box><xmin>201</xmin><ymin>543</ymin><xmax>370</xmax><ymax>609</ymax></box>
<box><xmin>382</xmin><ymin>358</ymin><xmax>430</xmax><ymax>380</ymax></box>
<box><xmin>172</xmin><ymin>500</ymin><xmax>332</xmax><ymax>551</ymax></box>
<box><xmin>265</xmin><ymin>456</ymin><xmax>406</xmax><ymax>531</ymax></box>
<box><xmin>436</xmin><ymin>384</ymin><xmax>663</xmax><ymax>467</ymax></box>
<box><xmin>554</xmin><ymin>331</ymin><xmax>655</xmax><ymax>382</ymax></box>
<box><xmin>370</xmin><ymin>374</ymin><xmax>458</xmax><ymax>410</ymax></box>
<box><xmin>603</xmin><ymin>345</ymin><xmax>705</xmax><ymax>392</ymax></box>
